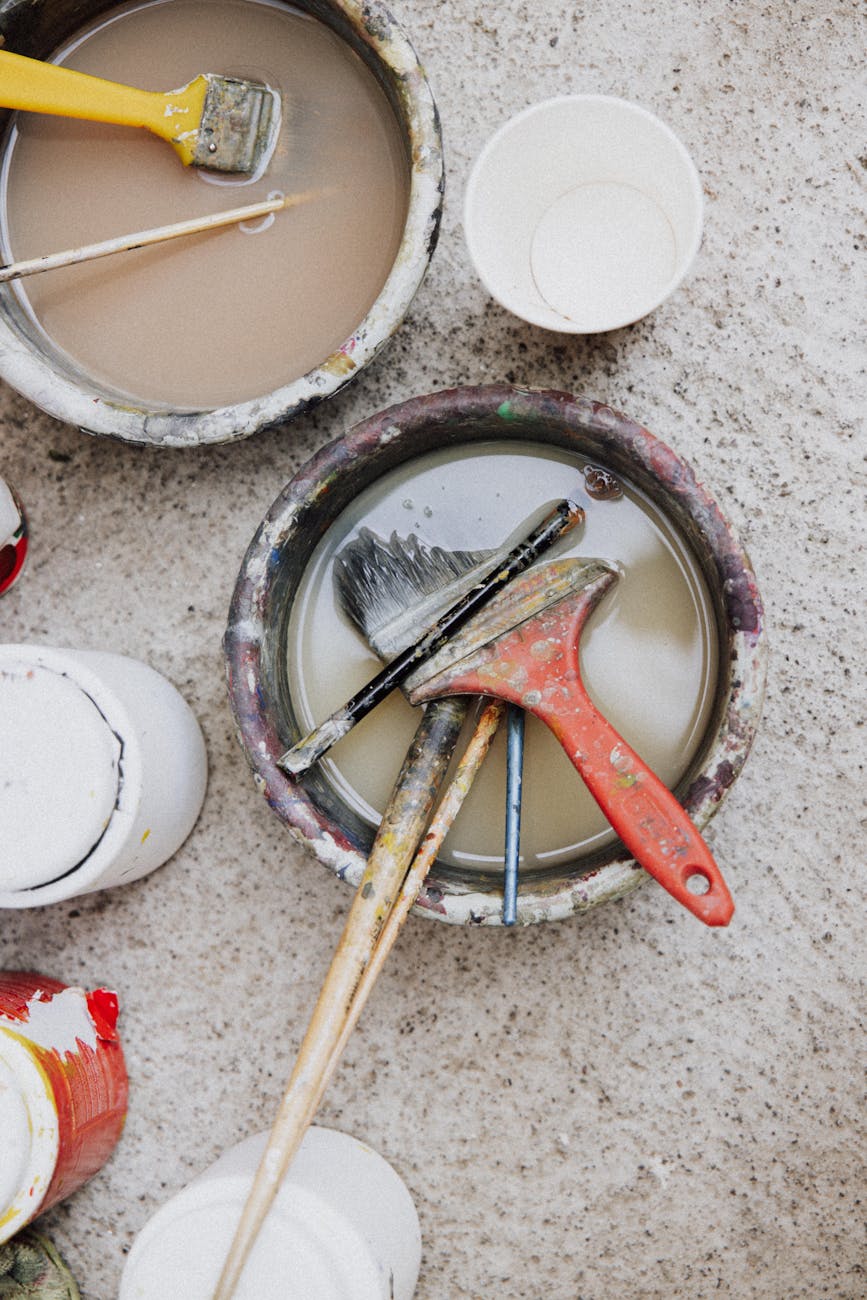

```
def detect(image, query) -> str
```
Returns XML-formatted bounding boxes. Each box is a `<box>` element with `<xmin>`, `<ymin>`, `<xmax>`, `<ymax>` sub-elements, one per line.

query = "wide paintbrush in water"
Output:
<box><xmin>0</xmin><ymin>50</ymin><xmax>278</xmax><ymax>174</ymax></box>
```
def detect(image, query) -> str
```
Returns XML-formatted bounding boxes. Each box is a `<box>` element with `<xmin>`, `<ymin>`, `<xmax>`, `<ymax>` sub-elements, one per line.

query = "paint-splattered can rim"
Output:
<box><xmin>225</xmin><ymin>383</ymin><xmax>767</xmax><ymax>926</ymax></box>
<box><xmin>0</xmin><ymin>0</ymin><xmax>443</xmax><ymax>447</ymax></box>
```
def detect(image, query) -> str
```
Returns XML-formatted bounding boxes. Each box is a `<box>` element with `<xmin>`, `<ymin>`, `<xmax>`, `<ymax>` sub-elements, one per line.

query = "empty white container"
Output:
<box><xmin>0</xmin><ymin>644</ymin><xmax>207</xmax><ymax>906</ymax></box>
<box><xmin>120</xmin><ymin>1126</ymin><xmax>422</xmax><ymax>1299</ymax></box>
<box><xmin>464</xmin><ymin>95</ymin><xmax>703</xmax><ymax>333</ymax></box>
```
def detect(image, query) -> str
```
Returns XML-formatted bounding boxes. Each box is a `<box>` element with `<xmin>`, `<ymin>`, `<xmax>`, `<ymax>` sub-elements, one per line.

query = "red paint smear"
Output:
<box><xmin>0</xmin><ymin>535</ymin><xmax>27</xmax><ymax>594</ymax></box>
<box><xmin>86</xmin><ymin>988</ymin><xmax>120</xmax><ymax>1041</ymax></box>
<box><xmin>0</xmin><ymin>972</ymin><xmax>128</xmax><ymax>1219</ymax></box>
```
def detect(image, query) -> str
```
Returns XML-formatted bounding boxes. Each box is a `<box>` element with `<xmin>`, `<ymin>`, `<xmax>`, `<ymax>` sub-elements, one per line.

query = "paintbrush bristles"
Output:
<box><xmin>335</xmin><ymin>529</ymin><xmax>493</xmax><ymax>658</ymax></box>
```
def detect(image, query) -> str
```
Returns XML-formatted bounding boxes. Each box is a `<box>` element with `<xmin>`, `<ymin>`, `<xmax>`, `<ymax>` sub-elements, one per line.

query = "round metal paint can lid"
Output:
<box><xmin>0</xmin><ymin>658</ymin><xmax>121</xmax><ymax>890</ymax></box>
<box><xmin>120</xmin><ymin>1176</ymin><xmax>388</xmax><ymax>1299</ymax></box>
<box><xmin>0</xmin><ymin>1026</ymin><xmax>60</xmax><ymax>1234</ymax></box>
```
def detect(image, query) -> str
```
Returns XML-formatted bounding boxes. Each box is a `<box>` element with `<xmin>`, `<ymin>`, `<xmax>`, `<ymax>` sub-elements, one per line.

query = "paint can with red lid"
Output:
<box><xmin>0</xmin><ymin>478</ymin><xmax>27</xmax><ymax>595</ymax></box>
<box><xmin>0</xmin><ymin>971</ymin><xmax>128</xmax><ymax>1244</ymax></box>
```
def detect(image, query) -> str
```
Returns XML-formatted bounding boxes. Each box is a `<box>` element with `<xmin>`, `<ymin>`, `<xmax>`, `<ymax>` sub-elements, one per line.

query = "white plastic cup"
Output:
<box><xmin>120</xmin><ymin>1126</ymin><xmax>422</xmax><ymax>1300</ymax></box>
<box><xmin>0</xmin><ymin>644</ymin><xmax>207</xmax><ymax>906</ymax></box>
<box><xmin>464</xmin><ymin>94</ymin><xmax>703</xmax><ymax>333</ymax></box>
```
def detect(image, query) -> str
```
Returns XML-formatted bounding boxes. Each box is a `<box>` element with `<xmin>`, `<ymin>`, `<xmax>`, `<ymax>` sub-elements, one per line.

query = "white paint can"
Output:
<box><xmin>120</xmin><ymin>1126</ymin><xmax>421</xmax><ymax>1299</ymax></box>
<box><xmin>0</xmin><ymin>644</ymin><xmax>207</xmax><ymax>906</ymax></box>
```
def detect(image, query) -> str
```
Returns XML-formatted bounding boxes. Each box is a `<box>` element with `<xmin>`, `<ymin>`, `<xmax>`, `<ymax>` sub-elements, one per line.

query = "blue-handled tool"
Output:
<box><xmin>503</xmin><ymin>704</ymin><xmax>524</xmax><ymax>925</ymax></box>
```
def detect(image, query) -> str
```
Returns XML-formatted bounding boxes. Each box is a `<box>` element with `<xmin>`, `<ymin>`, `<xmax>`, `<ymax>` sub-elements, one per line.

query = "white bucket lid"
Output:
<box><xmin>0</xmin><ymin>1026</ymin><xmax>59</xmax><ymax>1241</ymax></box>
<box><xmin>0</xmin><ymin>658</ymin><xmax>121</xmax><ymax>890</ymax></box>
<box><xmin>120</xmin><ymin>1173</ymin><xmax>388</xmax><ymax>1299</ymax></box>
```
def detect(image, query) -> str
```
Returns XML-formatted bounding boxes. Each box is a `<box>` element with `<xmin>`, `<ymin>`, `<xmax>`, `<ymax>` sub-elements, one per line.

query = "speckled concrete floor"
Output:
<box><xmin>1</xmin><ymin>1</ymin><xmax>864</xmax><ymax>1297</ymax></box>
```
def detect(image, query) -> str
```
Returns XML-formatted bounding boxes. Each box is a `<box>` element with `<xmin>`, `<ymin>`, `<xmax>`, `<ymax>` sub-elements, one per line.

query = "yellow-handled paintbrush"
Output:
<box><xmin>0</xmin><ymin>49</ymin><xmax>278</xmax><ymax>174</ymax></box>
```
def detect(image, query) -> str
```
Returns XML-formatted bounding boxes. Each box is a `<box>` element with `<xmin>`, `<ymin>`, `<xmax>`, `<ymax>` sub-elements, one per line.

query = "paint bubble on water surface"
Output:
<box><xmin>583</xmin><ymin>464</ymin><xmax>623</xmax><ymax>500</ymax></box>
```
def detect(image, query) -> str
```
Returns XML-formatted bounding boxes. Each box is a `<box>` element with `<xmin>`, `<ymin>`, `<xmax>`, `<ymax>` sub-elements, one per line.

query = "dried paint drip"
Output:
<box><xmin>0</xmin><ymin>972</ymin><xmax>128</xmax><ymax>1246</ymax></box>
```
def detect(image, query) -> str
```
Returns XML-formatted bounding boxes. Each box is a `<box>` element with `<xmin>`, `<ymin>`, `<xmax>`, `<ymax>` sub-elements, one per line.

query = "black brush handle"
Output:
<box><xmin>280</xmin><ymin>498</ymin><xmax>584</xmax><ymax>774</ymax></box>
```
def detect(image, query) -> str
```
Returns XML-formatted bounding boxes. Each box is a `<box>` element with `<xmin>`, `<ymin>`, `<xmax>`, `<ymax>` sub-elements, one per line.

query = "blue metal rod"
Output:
<box><xmin>503</xmin><ymin>703</ymin><xmax>525</xmax><ymax>926</ymax></box>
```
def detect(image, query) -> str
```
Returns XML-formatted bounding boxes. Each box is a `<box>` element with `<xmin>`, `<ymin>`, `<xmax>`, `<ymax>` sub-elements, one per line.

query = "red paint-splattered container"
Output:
<box><xmin>0</xmin><ymin>477</ymin><xmax>28</xmax><ymax>594</ymax></box>
<box><xmin>0</xmin><ymin>971</ymin><xmax>128</xmax><ymax>1244</ymax></box>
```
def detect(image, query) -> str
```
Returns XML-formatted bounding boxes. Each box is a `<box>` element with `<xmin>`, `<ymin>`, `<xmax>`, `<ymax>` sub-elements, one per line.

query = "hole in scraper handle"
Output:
<box><xmin>685</xmin><ymin>869</ymin><xmax>712</xmax><ymax>896</ymax></box>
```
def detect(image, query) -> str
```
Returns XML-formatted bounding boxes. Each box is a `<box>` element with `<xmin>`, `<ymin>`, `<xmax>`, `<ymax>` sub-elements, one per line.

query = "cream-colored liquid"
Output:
<box><xmin>0</xmin><ymin>0</ymin><xmax>409</xmax><ymax>408</ymax></box>
<box><xmin>287</xmin><ymin>443</ymin><xmax>719</xmax><ymax>872</ymax></box>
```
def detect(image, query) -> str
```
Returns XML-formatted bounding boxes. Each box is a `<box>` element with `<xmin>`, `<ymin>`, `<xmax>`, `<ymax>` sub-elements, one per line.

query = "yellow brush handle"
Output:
<box><xmin>0</xmin><ymin>50</ymin><xmax>207</xmax><ymax>164</ymax></box>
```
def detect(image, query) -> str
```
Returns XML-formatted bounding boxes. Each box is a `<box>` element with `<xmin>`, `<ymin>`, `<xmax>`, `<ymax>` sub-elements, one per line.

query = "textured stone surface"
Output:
<box><xmin>0</xmin><ymin>0</ymin><xmax>863</xmax><ymax>1297</ymax></box>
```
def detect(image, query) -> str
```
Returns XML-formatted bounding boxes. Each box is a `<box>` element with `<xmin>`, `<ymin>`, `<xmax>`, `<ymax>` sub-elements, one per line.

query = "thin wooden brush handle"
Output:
<box><xmin>0</xmin><ymin>192</ymin><xmax>319</xmax><ymax>284</ymax></box>
<box><xmin>279</xmin><ymin>499</ymin><xmax>585</xmax><ymax>775</ymax></box>
<box><xmin>305</xmin><ymin>698</ymin><xmax>505</xmax><ymax>1121</ymax></box>
<box><xmin>213</xmin><ymin>698</ymin><xmax>467</xmax><ymax>1300</ymax></box>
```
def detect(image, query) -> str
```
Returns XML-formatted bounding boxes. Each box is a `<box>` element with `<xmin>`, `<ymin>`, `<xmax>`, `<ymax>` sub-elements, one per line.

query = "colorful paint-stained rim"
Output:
<box><xmin>225</xmin><ymin>384</ymin><xmax>767</xmax><ymax>926</ymax></box>
<box><xmin>0</xmin><ymin>0</ymin><xmax>443</xmax><ymax>446</ymax></box>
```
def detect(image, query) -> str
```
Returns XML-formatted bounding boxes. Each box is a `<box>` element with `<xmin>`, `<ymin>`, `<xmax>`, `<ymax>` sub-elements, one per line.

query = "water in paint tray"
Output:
<box><xmin>287</xmin><ymin>442</ymin><xmax>719</xmax><ymax>873</ymax></box>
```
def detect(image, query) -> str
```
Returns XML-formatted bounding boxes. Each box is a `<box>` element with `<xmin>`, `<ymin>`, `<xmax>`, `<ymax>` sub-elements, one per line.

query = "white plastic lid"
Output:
<box><xmin>0</xmin><ymin>660</ymin><xmax>121</xmax><ymax>890</ymax></box>
<box><xmin>120</xmin><ymin>1175</ymin><xmax>386</xmax><ymax>1299</ymax></box>
<box><xmin>0</xmin><ymin>1027</ymin><xmax>59</xmax><ymax>1238</ymax></box>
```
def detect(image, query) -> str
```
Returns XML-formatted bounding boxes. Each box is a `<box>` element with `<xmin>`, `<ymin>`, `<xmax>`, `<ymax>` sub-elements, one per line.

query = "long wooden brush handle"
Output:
<box><xmin>213</xmin><ymin>698</ymin><xmax>467</xmax><ymax>1300</ymax></box>
<box><xmin>305</xmin><ymin>698</ymin><xmax>505</xmax><ymax>1122</ymax></box>
<box><xmin>280</xmin><ymin>499</ymin><xmax>585</xmax><ymax>775</ymax></box>
<box><xmin>0</xmin><ymin>191</ymin><xmax>319</xmax><ymax>284</ymax></box>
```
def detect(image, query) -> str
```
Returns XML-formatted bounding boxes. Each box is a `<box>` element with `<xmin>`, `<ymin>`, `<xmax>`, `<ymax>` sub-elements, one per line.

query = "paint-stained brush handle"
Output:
<box><xmin>213</xmin><ymin>697</ymin><xmax>467</xmax><ymax>1299</ymax></box>
<box><xmin>305</xmin><ymin>698</ymin><xmax>505</xmax><ymax>1123</ymax></box>
<box><xmin>554</xmin><ymin>701</ymin><xmax>732</xmax><ymax>925</ymax></box>
<box><xmin>409</xmin><ymin>564</ymin><xmax>734</xmax><ymax>927</ymax></box>
<box><xmin>279</xmin><ymin>498</ymin><xmax>584</xmax><ymax>775</ymax></box>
